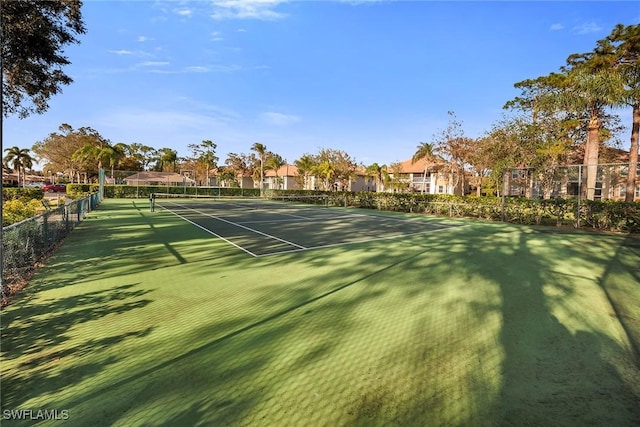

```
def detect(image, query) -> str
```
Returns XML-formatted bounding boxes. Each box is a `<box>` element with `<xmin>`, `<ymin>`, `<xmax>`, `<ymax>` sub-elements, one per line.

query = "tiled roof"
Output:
<box><xmin>264</xmin><ymin>164</ymin><xmax>299</xmax><ymax>177</ymax></box>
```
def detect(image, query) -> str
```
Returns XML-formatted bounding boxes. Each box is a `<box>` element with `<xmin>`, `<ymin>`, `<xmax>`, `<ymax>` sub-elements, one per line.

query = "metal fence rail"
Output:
<box><xmin>2</xmin><ymin>193</ymin><xmax>101</xmax><ymax>298</ymax></box>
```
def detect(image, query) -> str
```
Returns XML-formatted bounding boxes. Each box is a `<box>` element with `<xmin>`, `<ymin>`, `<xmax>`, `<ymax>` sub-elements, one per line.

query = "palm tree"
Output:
<box><xmin>294</xmin><ymin>154</ymin><xmax>317</xmax><ymax>190</ymax></box>
<box><xmin>312</xmin><ymin>160</ymin><xmax>335</xmax><ymax>191</ymax></box>
<box><xmin>3</xmin><ymin>146</ymin><xmax>34</xmax><ymax>187</ymax></box>
<box><xmin>412</xmin><ymin>142</ymin><xmax>437</xmax><ymax>194</ymax></box>
<box><xmin>251</xmin><ymin>142</ymin><xmax>267</xmax><ymax>195</ymax></box>
<box><xmin>364</xmin><ymin>162</ymin><xmax>388</xmax><ymax>192</ymax></box>
<box><xmin>72</xmin><ymin>140</ymin><xmax>122</xmax><ymax>180</ymax></box>
<box><xmin>199</xmin><ymin>140</ymin><xmax>218</xmax><ymax>186</ymax></box>
<box><xmin>607</xmin><ymin>24</ymin><xmax>640</xmax><ymax>201</ymax></box>
<box><xmin>555</xmin><ymin>63</ymin><xmax>623</xmax><ymax>200</ymax></box>
<box><xmin>157</xmin><ymin>148</ymin><xmax>178</xmax><ymax>172</ymax></box>
<box><xmin>265</xmin><ymin>154</ymin><xmax>286</xmax><ymax>190</ymax></box>
<box><xmin>225</xmin><ymin>153</ymin><xmax>249</xmax><ymax>189</ymax></box>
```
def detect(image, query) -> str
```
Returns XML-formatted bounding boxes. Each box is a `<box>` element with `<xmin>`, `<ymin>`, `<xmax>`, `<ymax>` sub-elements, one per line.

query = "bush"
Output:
<box><xmin>93</xmin><ymin>184</ymin><xmax>640</xmax><ymax>234</ymax></box>
<box><xmin>2</xmin><ymin>187</ymin><xmax>44</xmax><ymax>202</ymax></box>
<box><xmin>2</xmin><ymin>199</ymin><xmax>45</xmax><ymax>226</ymax></box>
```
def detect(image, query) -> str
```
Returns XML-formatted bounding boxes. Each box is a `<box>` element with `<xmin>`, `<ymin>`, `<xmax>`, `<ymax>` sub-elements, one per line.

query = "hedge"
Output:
<box><xmin>52</xmin><ymin>185</ymin><xmax>640</xmax><ymax>234</ymax></box>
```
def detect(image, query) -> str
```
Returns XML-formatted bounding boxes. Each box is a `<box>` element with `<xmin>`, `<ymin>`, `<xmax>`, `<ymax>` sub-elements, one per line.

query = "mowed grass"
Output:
<box><xmin>1</xmin><ymin>199</ymin><xmax>639</xmax><ymax>426</ymax></box>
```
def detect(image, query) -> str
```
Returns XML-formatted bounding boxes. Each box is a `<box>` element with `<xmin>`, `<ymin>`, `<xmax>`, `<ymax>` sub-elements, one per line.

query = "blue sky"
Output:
<box><xmin>5</xmin><ymin>0</ymin><xmax>639</xmax><ymax>168</ymax></box>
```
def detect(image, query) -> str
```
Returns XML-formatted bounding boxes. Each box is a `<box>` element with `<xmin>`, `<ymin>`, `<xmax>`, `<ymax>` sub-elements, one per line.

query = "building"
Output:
<box><xmin>387</xmin><ymin>158</ymin><xmax>466</xmax><ymax>195</ymax></box>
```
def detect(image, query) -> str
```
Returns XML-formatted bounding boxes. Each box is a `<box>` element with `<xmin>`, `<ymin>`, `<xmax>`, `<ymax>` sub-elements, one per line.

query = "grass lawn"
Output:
<box><xmin>1</xmin><ymin>199</ymin><xmax>639</xmax><ymax>426</ymax></box>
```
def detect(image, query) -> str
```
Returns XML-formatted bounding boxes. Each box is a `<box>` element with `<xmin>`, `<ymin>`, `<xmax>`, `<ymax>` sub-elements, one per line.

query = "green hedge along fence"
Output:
<box><xmin>92</xmin><ymin>185</ymin><xmax>639</xmax><ymax>233</ymax></box>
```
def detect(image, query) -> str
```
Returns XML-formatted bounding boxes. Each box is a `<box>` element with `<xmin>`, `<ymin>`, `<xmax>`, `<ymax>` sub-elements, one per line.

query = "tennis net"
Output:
<box><xmin>150</xmin><ymin>193</ymin><xmax>329</xmax><ymax>212</ymax></box>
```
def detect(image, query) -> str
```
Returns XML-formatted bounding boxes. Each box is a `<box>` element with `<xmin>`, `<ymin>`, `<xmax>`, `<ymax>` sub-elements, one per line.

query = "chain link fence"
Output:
<box><xmin>2</xmin><ymin>192</ymin><xmax>102</xmax><ymax>303</ymax></box>
<box><xmin>506</xmin><ymin>163</ymin><xmax>639</xmax><ymax>201</ymax></box>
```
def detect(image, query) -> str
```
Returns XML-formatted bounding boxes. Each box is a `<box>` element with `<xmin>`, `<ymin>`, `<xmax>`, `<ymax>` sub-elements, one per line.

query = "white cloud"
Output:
<box><xmin>175</xmin><ymin>8</ymin><xmax>193</xmax><ymax>17</ymax></box>
<box><xmin>137</xmin><ymin>36</ymin><xmax>153</xmax><ymax>42</ymax></box>
<box><xmin>210</xmin><ymin>0</ymin><xmax>287</xmax><ymax>20</ymax></box>
<box><xmin>108</xmin><ymin>49</ymin><xmax>134</xmax><ymax>55</ymax></box>
<box><xmin>137</xmin><ymin>61</ymin><xmax>171</xmax><ymax>67</ymax></box>
<box><xmin>260</xmin><ymin>112</ymin><xmax>300</xmax><ymax>126</ymax></box>
<box><xmin>211</xmin><ymin>31</ymin><xmax>224</xmax><ymax>41</ymax></box>
<box><xmin>184</xmin><ymin>66</ymin><xmax>210</xmax><ymax>73</ymax></box>
<box><xmin>185</xmin><ymin>64</ymin><xmax>244</xmax><ymax>73</ymax></box>
<box><xmin>572</xmin><ymin>21</ymin><xmax>602</xmax><ymax>35</ymax></box>
<box><xmin>549</xmin><ymin>23</ymin><xmax>564</xmax><ymax>31</ymax></box>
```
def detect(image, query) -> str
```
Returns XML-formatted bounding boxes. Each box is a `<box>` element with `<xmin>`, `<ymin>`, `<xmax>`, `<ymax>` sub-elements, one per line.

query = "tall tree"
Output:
<box><xmin>225</xmin><ymin>152</ymin><xmax>250</xmax><ymax>188</ymax></box>
<box><xmin>251</xmin><ymin>142</ymin><xmax>267</xmax><ymax>195</ymax></box>
<box><xmin>217</xmin><ymin>166</ymin><xmax>238</xmax><ymax>187</ymax></box>
<box><xmin>120</xmin><ymin>142</ymin><xmax>156</xmax><ymax>171</ymax></box>
<box><xmin>32</xmin><ymin>124</ymin><xmax>105</xmax><ymax>183</ymax></box>
<box><xmin>199</xmin><ymin>140</ymin><xmax>218</xmax><ymax>186</ymax></box>
<box><xmin>3</xmin><ymin>146</ymin><xmax>33</xmax><ymax>187</ymax></box>
<box><xmin>562</xmin><ymin>56</ymin><xmax>624</xmax><ymax>200</ymax></box>
<box><xmin>156</xmin><ymin>148</ymin><xmax>178</xmax><ymax>173</ymax></box>
<box><xmin>294</xmin><ymin>154</ymin><xmax>317</xmax><ymax>190</ymax></box>
<box><xmin>114</xmin><ymin>142</ymin><xmax>144</xmax><ymax>171</ymax></box>
<box><xmin>607</xmin><ymin>24</ymin><xmax>640</xmax><ymax>201</ymax></box>
<box><xmin>412</xmin><ymin>142</ymin><xmax>438</xmax><ymax>194</ymax></box>
<box><xmin>72</xmin><ymin>137</ymin><xmax>121</xmax><ymax>180</ymax></box>
<box><xmin>509</xmin><ymin>55</ymin><xmax>623</xmax><ymax>200</ymax></box>
<box><xmin>364</xmin><ymin>162</ymin><xmax>388</xmax><ymax>192</ymax></box>
<box><xmin>265</xmin><ymin>153</ymin><xmax>286</xmax><ymax>189</ymax></box>
<box><xmin>1</xmin><ymin>0</ymin><xmax>86</xmax><ymax>118</ymax></box>
<box><xmin>385</xmin><ymin>161</ymin><xmax>409</xmax><ymax>193</ymax></box>
<box><xmin>432</xmin><ymin>112</ymin><xmax>474</xmax><ymax>195</ymax></box>
<box><xmin>312</xmin><ymin>148</ymin><xmax>358</xmax><ymax>191</ymax></box>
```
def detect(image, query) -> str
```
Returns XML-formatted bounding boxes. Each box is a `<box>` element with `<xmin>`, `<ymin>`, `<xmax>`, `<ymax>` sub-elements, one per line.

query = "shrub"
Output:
<box><xmin>2</xmin><ymin>199</ymin><xmax>45</xmax><ymax>226</ymax></box>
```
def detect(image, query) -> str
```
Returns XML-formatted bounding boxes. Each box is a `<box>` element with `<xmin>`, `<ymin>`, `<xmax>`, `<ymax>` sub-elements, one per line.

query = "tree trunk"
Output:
<box><xmin>625</xmin><ymin>103</ymin><xmax>639</xmax><ymax>202</ymax></box>
<box><xmin>584</xmin><ymin>115</ymin><xmax>601</xmax><ymax>201</ymax></box>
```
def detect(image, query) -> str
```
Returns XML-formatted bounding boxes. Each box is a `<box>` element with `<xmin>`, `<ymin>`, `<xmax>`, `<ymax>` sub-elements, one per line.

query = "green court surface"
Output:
<box><xmin>1</xmin><ymin>199</ymin><xmax>639</xmax><ymax>426</ymax></box>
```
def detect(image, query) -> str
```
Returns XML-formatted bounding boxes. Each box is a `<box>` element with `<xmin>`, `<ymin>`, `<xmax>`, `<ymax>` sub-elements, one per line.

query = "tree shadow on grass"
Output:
<box><xmin>473</xmin><ymin>230</ymin><xmax>640</xmax><ymax>425</ymax></box>
<box><xmin>24</xmin><ymin>200</ymin><xmax>240</xmax><ymax>294</ymax></box>
<box><xmin>1</xmin><ymin>284</ymin><xmax>152</xmax><ymax>358</ymax></box>
<box><xmin>5</xmin><ymin>205</ymin><xmax>639</xmax><ymax>426</ymax></box>
<box><xmin>0</xmin><ymin>283</ymin><xmax>154</xmax><ymax>410</ymax></box>
<box><xmin>26</xmin><ymin>244</ymin><xmax>431</xmax><ymax>426</ymax></box>
<box><xmin>597</xmin><ymin>234</ymin><xmax>640</xmax><ymax>366</ymax></box>
<box><xmin>338</xmin><ymin>226</ymin><xmax>640</xmax><ymax>426</ymax></box>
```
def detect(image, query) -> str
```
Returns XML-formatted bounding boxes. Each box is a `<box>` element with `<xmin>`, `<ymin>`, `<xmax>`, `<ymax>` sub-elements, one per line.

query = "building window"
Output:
<box><xmin>512</xmin><ymin>170</ymin><xmax>526</xmax><ymax>180</ymax></box>
<box><xmin>636</xmin><ymin>184</ymin><xmax>640</xmax><ymax>198</ymax></box>
<box><xmin>438</xmin><ymin>185</ymin><xmax>444</xmax><ymax>194</ymax></box>
<box><xmin>509</xmin><ymin>185</ymin><xmax>524</xmax><ymax>196</ymax></box>
<box><xmin>620</xmin><ymin>185</ymin><xmax>626</xmax><ymax>198</ymax></box>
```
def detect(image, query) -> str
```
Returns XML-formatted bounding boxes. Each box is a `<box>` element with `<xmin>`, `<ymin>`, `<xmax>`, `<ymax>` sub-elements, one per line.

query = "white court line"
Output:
<box><xmin>256</xmin><ymin>224</ymin><xmax>470</xmax><ymax>257</ymax></box>
<box><xmin>163</xmin><ymin>201</ymin><xmax>307</xmax><ymax>250</ymax></box>
<box><xmin>222</xmin><ymin>202</ymin><xmax>311</xmax><ymax>220</ymax></box>
<box><xmin>161</xmin><ymin>207</ymin><xmax>259</xmax><ymax>257</ymax></box>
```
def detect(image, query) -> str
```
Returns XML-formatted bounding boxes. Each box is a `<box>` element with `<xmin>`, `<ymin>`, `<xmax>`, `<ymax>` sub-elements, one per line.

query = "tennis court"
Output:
<box><xmin>154</xmin><ymin>195</ymin><xmax>465</xmax><ymax>257</ymax></box>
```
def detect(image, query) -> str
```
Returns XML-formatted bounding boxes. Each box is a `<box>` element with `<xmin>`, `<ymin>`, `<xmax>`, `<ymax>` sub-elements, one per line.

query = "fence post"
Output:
<box><xmin>577</xmin><ymin>165</ymin><xmax>582</xmax><ymax>229</ymax></box>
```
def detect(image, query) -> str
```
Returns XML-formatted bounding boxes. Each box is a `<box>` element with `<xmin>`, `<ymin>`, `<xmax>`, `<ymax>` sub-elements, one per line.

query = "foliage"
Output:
<box><xmin>1</xmin><ymin>0</ymin><xmax>86</xmax><ymax>118</ymax></box>
<box><xmin>32</xmin><ymin>124</ymin><xmax>110</xmax><ymax>182</ymax></box>
<box><xmin>2</xmin><ymin>199</ymin><xmax>44</xmax><ymax>226</ymax></box>
<box><xmin>364</xmin><ymin>162</ymin><xmax>389</xmax><ymax>193</ymax></box>
<box><xmin>185</xmin><ymin>140</ymin><xmax>219</xmax><ymax>185</ymax></box>
<box><xmin>2</xmin><ymin>187</ymin><xmax>44</xmax><ymax>202</ymax></box>
<box><xmin>72</xmin><ymin>137</ymin><xmax>122</xmax><ymax>178</ymax></box>
<box><xmin>3</xmin><ymin>147</ymin><xmax>35</xmax><ymax>187</ymax></box>
<box><xmin>250</xmin><ymin>189</ymin><xmax>640</xmax><ymax>233</ymax></box>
